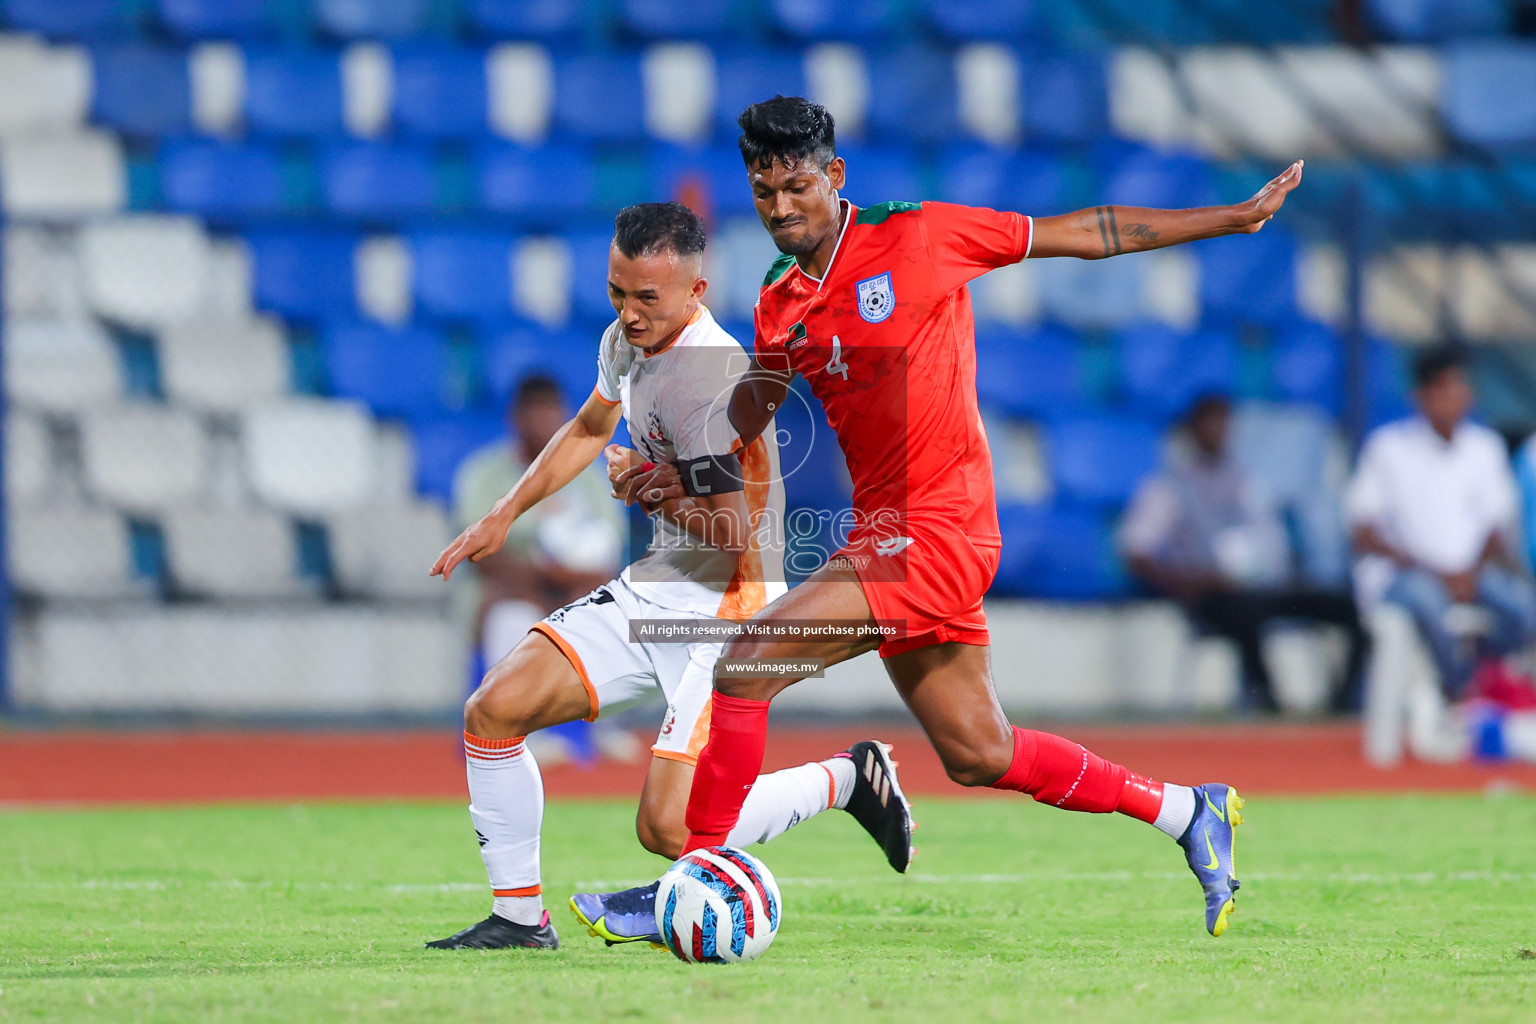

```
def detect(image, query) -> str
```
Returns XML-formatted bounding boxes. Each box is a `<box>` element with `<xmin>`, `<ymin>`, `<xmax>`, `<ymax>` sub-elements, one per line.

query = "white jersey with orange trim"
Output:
<box><xmin>593</xmin><ymin>305</ymin><xmax>787</xmax><ymax>620</ymax></box>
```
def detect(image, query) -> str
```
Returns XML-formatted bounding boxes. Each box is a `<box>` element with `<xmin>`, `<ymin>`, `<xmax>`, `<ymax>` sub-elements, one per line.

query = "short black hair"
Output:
<box><xmin>1185</xmin><ymin>392</ymin><xmax>1233</xmax><ymax>424</ymax></box>
<box><xmin>737</xmin><ymin>95</ymin><xmax>836</xmax><ymax>172</ymax></box>
<box><xmin>511</xmin><ymin>373</ymin><xmax>562</xmax><ymax>411</ymax></box>
<box><xmin>1412</xmin><ymin>343</ymin><xmax>1470</xmax><ymax>389</ymax></box>
<box><xmin>612</xmin><ymin>201</ymin><xmax>706</xmax><ymax>260</ymax></box>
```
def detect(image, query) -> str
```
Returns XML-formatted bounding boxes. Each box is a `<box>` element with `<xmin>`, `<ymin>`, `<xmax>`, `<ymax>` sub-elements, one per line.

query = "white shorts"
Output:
<box><xmin>530</xmin><ymin>578</ymin><xmax>722</xmax><ymax>765</ymax></box>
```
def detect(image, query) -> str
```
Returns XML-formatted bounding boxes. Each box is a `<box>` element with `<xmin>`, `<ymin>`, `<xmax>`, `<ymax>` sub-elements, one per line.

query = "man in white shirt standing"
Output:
<box><xmin>1346</xmin><ymin>344</ymin><xmax>1536</xmax><ymax>697</ymax></box>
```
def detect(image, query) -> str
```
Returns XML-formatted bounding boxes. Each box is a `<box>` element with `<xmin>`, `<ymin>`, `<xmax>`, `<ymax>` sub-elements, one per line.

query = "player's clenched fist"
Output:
<box><xmin>614</xmin><ymin>460</ymin><xmax>685</xmax><ymax>509</ymax></box>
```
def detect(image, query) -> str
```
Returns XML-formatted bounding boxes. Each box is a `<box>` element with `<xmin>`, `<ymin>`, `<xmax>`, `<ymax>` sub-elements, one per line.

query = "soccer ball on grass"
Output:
<box><xmin>657</xmin><ymin>846</ymin><xmax>781</xmax><ymax>964</ymax></box>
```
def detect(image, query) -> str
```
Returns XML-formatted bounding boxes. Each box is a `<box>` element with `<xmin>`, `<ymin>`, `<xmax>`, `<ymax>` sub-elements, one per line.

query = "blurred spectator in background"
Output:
<box><xmin>1347</xmin><ymin>344</ymin><xmax>1536</xmax><ymax>699</ymax></box>
<box><xmin>453</xmin><ymin>373</ymin><xmax>625</xmax><ymax>678</ymax></box>
<box><xmin>1122</xmin><ymin>394</ymin><xmax>1367</xmax><ymax>713</ymax></box>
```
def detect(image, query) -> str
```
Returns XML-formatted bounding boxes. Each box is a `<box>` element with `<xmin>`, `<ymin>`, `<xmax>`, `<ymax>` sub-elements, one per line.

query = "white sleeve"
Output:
<box><xmin>594</xmin><ymin>320</ymin><xmax>631</xmax><ymax>405</ymax></box>
<box><xmin>1345</xmin><ymin>432</ymin><xmax>1388</xmax><ymax>527</ymax></box>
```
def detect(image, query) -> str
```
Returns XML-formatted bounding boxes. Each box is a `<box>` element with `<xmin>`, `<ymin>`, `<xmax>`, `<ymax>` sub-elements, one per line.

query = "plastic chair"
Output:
<box><xmin>1043</xmin><ymin>414</ymin><xmax>1162</xmax><ymax>507</ymax></box>
<box><xmin>714</xmin><ymin>50</ymin><xmax>805</xmax><ymax>137</ymax></box>
<box><xmin>974</xmin><ymin>324</ymin><xmax>1084</xmax><ymax>420</ymax></box>
<box><xmin>242</xmin><ymin>398</ymin><xmax>380</xmax><ymax>516</ymax></box>
<box><xmin>1443</xmin><ymin>42</ymin><xmax>1536</xmax><ymax>150</ymax></box>
<box><xmin>159</xmin><ymin>140</ymin><xmax>284</xmax><ymax>220</ymax></box>
<box><xmin>649</xmin><ymin>144</ymin><xmax>756</xmax><ymax>217</ymax></box>
<box><xmin>320</xmin><ymin>142</ymin><xmax>436</xmax><ymax>220</ymax></box>
<box><xmin>78</xmin><ymin>215</ymin><xmax>212</xmax><ymax>330</ymax></box>
<box><xmin>1271</xmin><ymin>319</ymin><xmax>1343</xmax><ymax>413</ymax></box>
<box><xmin>834</xmin><ymin>144</ymin><xmax>924</xmax><ymax>208</ymax></box>
<box><xmin>4</xmin><ymin>317</ymin><xmax>123</xmax><ymax>413</ymax></box>
<box><xmin>89</xmin><ymin>45</ymin><xmax>191</xmax><ymax>137</ymax></box>
<box><xmin>412</xmin><ymin>231</ymin><xmax>518</xmax><ymax>322</ymax></box>
<box><xmin>552</xmin><ymin>53</ymin><xmax>646</xmax><ymax>141</ymax></box>
<box><xmin>479</xmin><ymin>322</ymin><xmax>600</xmax><ymax>407</ymax></box>
<box><xmin>79</xmin><ymin>402</ymin><xmax>210</xmax><ymax>514</ymax></box>
<box><xmin>866</xmin><ymin>46</ymin><xmax>959</xmax><ymax>144</ymax></box>
<box><xmin>315</xmin><ymin>0</ymin><xmax>430</xmax><ymax>38</ymax></box>
<box><xmin>924</xmin><ymin>0</ymin><xmax>1038</xmax><ymax>39</ymax></box>
<box><xmin>163</xmin><ymin>508</ymin><xmax>306</xmax><ymax>599</ymax></box>
<box><xmin>621</xmin><ymin>0</ymin><xmax>734</xmax><ymax>37</ymax></box>
<box><xmin>159</xmin><ymin>318</ymin><xmax>292</xmax><ymax>413</ymax></box>
<box><xmin>6</xmin><ymin>0</ymin><xmax>123</xmax><ymax>36</ymax></box>
<box><xmin>768</xmin><ymin>0</ymin><xmax>899</xmax><ymax>40</ymax></box>
<box><xmin>471</xmin><ymin>0</ymin><xmax>590</xmax><ymax>38</ymax></box>
<box><xmin>158</xmin><ymin>0</ymin><xmax>271</xmax><ymax>38</ymax></box>
<box><xmin>1020</xmin><ymin>55</ymin><xmax>1107</xmax><ymax>143</ymax></box>
<box><xmin>410</xmin><ymin>410</ymin><xmax>506</xmax><ymax>502</ymax></box>
<box><xmin>393</xmin><ymin>45</ymin><xmax>489</xmax><ymax>138</ymax></box>
<box><xmin>1117</xmin><ymin>322</ymin><xmax>1239</xmax><ymax>421</ymax></box>
<box><xmin>992</xmin><ymin>501</ymin><xmax>1128</xmax><ymax>600</ymax></box>
<box><xmin>1196</xmin><ymin>226</ymin><xmax>1299</xmax><ymax>327</ymax></box>
<box><xmin>244</xmin><ymin>48</ymin><xmax>345</xmax><ymax>137</ymax></box>
<box><xmin>323</xmin><ymin>321</ymin><xmax>451</xmax><ymax>419</ymax></box>
<box><xmin>1101</xmin><ymin>146</ymin><xmax>1217</xmax><ymax>209</ymax></box>
<box><xmin>477</xmin><ymin>141</ymin><xmax>595</xmax><ymax>220</ymax></box>
<box><xmin>328</xmin><ymin>501</ymin><xmax>453</xmax><ymax>598</ymax></box>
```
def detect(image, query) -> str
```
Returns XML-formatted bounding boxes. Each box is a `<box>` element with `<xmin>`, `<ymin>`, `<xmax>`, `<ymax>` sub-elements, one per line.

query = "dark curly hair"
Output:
<box><xmin>737</xmin><ymin>95</ymin><xmax>837</xmax><ymax>172</ymax></box>
<box><xmin>612</xmin><ymin>201</ymin><xmax>706</xmax><ymax>260</ymax></box>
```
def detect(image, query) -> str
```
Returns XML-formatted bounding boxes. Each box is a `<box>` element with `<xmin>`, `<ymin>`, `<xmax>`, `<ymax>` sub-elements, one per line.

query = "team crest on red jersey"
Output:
<box><xmin>855</xmin><ymin>271</ymin><xmax>895</xmax><ymax>323</ymax></box>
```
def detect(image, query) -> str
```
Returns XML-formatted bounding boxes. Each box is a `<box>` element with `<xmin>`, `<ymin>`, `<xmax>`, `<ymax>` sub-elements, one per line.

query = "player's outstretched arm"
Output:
<box><xmin>1029</xmin><ymin>159</ymin><xmax>1303</xmax><ymax>260</ymax></box>
<box><xmin>430</xmin><ymin>390</ymin><xmax>622</xmax><ymax>581</ymax></box>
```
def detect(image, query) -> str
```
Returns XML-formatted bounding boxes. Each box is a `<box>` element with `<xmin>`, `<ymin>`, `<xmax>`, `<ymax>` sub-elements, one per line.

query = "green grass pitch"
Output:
<box><xmin>3</xmin><ymin>794</ymin><xmax>1534</xmax><ymax>1023</ymax></box>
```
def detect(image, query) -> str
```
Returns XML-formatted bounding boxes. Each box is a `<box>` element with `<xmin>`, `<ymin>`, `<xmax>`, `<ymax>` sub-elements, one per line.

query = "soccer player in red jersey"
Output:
<box><xmin>612</xmin><ymin>97</ymin><xmax>1303</xmax><ymax>937</ymax></box>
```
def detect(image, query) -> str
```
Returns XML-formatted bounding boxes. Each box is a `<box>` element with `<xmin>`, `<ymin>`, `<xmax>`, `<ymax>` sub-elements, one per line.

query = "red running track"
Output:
<box><xmin>2</xmin><ymin>723</ymin><xmax>1533</xmax><ymax>805</ymax></box>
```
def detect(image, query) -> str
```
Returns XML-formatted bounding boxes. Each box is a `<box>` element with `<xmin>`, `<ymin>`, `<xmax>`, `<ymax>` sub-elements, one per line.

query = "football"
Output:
<box><xmin>657</xmin><ymin>846</ymin><xmax>782</xmax><ymax>964</ymax></box>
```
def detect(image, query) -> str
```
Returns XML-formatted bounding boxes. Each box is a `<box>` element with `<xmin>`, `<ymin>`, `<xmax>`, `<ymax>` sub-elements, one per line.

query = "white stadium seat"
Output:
<box><xmin>0</xmin><ymin>131</ymin><xmax>125</xmax><ymax>217</ymax></box>
<box><xmin>803</xmin><ymin>44</ymin><xmax>867</xmax><ymax>138</ymax></box>
<box><xmin>158</xmin><ymin>317</ymin><xmax>290</xmax><ymax>413</ymax></box>
<box><xmin>1450</xmin><ymin>245</ymin><xmax>1536</xmax><ymax>341</ymax></box>
<box><xmin>0</xmin><ymin>36</ymin><xmax>91</xmax><ymax>138</ymax></box>
<box><xmin>373</xmin><ymin>422</ymin><xmax>418</xmax><ymax>503</ymax></box>
<box><xmin>8</xmin><ymin>503</ymin><xmax>142</xmax><ymax>599</ymax></box>
<box><xmin>5</xmin><ymin>410</ymin><xmax>52</xmax><ymax>506</ymax></box>
<box><xmin>957</xmin><ymin>44</ymin><xmax>1021</xmax><ymax>146</ymax></box>
<box><xmin>78</xmin><ymin>402</ymin><xmax>211</xmax><ymax>514</ymax></box>
<box><xmin>199</xmin><ymin>237</ymin><xmax>256</xmax><ymax>319</ymax></box>
<box><xmin>327</xmin><ymin>501</ymin><xmax>453</xmax><ymax>599</ymax></box>
<box><xmin>241</xmin><ymin>398</ymin><xmax>379</xmax><ymax>516</ymax></box>
<box><xmin>486</xmin><ymin>42</ymin><xmax>553</xmax><ymax>143</ymax></box>
<box><xmin>161</xmin><ymin>506</ymin><xmax>308</xmax><ymax>599</ymax></box>
<box><xmin>79</xmin><ymin>215</ymin><xmax>212</xmax><ymax>330</ymax></box>
<box><xmin>4</xmin><ymin>224</ymin><xmax>88</xmax><ymax>319</ymax></box>
<box><xmin>355</xmin><ymin>234</ymin><xmax>413</xmax><ymax>324</ymax></box>
<box><xmin>342</xmin><ymin>42</ymin><xmax>393</xmax><ymax>138</ymax></box>
<box><xmin>643</xmin><ymin>43</ymin><xmax>715</xmax><ymax>143</ymax></box>
<box><xmin>188</xmin><ymin>42</ymin><xmax>245</xmax><ymax>136</ymax></box>
<box><xmin>4</xmin><ymin>317</ymin><xmax>122</xmax><ymax>412</ymax></box>
<box><xmin>1274</xmin><ymin>47</ymin><xmax>1442</xmax><ymax>159</ymax></box>
<box><xmin>512</xmin><ymin>235</ymin><xmax>571</xmax><ymax>326</ymax></box>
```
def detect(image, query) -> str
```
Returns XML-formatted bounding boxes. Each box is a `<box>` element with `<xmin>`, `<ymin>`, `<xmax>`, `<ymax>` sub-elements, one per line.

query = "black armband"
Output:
<box><xmin>678</xmin><ymin>453</ymin><xmax>745</xmax><ymax>497</ymax></box>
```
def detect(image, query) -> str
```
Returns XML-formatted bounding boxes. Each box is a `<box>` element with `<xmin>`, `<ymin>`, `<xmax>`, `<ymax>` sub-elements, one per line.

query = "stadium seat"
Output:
<box><xmin>3</xmin><ymin>226</ymin><xmax>82</xmax><ymax>320</ymax></box>
<box><xmin>985</xmin><ymin>413</ymin><xmax>1051</xmax><ymax>504</ymax></box>
<box><xmin>5</xmin><ymin>411</ymin><xmax>52</xmax><ymax>505</ymax></box>
<box><xmin>866</xmin><ymin>47</ymin><xmax>960</xmax><ymax>144</ymax></box>
<box><xmin>162</xmin><ymin>507</ymin><xmax>306</xmax><ymax>599</ymax></box>
<box><xmin>409</xmin><ymin>410</ymin><xmax>505</xmax><ymax>502</ymax></box>
<box><xmin>833</xmin><ymin>144</ymin><xmax>924</xmax><ymax>208</ymax></box>
<box><xmin>479</xmin><ymin>322</ymin><xmax>602</xmax><ymax>406</ymax></box>
<box><xmin>242</xmin><ymin>398</ymin><xmax>380</xmax><ymax>516</ymax></box>
<box><xmin>649</xmin><ymin>144</ymin><xmax>756</xmax><ymax>217</ymax></box>
<box><xmin>774</xmin><ymin>383</ymin><xmax>853</xmax><ymax>515</ymax></box>
<box><xmin>0</xmin><ymin>36</ymin><xmax>93</xmax><ymax>136</ymax></box>
<box><xmin>565</xmin><ymin>229</ymin><xmax>621</xmax><ymax>323</ymax></box>
<box><xmin>393</xmin><ymin>46</ymin><xmax>490</xmax><ymax>138</ymax></box>
<box><xmin>374</xmin><ymin>422</ymin><xmax>419</xmax><ymax>501</ymax></box>
<box><xmin>714</xmin><ymin>51</ymin><xmax>805</xmax><ymax>137</ymax></box>
<box><xmin>79</xmin><ymin>215</ymin><xmax>213</xmax><ymax>330</ymax></box>
<box><xmin>159</xmin><ymin>317</ymin><xmax>291</xmax><ymax>413</ymax></box>
<box><xmin>1118</xmin><ymin>323</ymin><xmax>1239</xmax><ymax>421</ymax></box>
<box><xmin>5</xmin><ymin>0</ymin><xmax>125</xmax><ymax>37</ymax></box>
<box><xmin>1101</xmin><ymin>146</ymin><xmax>1217</xmax><ymax>209</ymax></box>
<box><xmin>0</xmin><ymin>132</ymin><xmax>125</xmax><ymax>217</ymax></box>
<box><xmin>642</xmin><ymin>42</ymin><xmax>715</xmax><ymax>143</ymax></box>
<box><xmin>622</xmin><ymin>0</ymin><xmax>733</xmax><ymax>37</ymax></box>
<box><xmin>552</xmin><ymin>54</ymin><xmax>646</xmax><ymax>141</ymax></box>
<box><xmin>9</xmin><ymin>505</ymin><xmax>140</xmax><ymax>599</ymax></box>
<box><xmin>327</xmin><ymin>501</ymin><xmax>453</xmax><ymax>599</ymax></box>
<box><xmin>923</xmin><ymin>0</ymin><xmax>1038</xmax><ymax>39</ymax></box>
<box><xmin>244</xmin><ymin>49</ymin><xmax>346</xmax><ymax>137</ymax></box>
<box><xmin>1443</xmin><ymin>43</ymin><xmax>1536</xmax><ymax>150</ymax></box>
<box><xmin>316</xmin><ymin>0</ymin><xmax>431</xmax><ymax>38</ymax></box>
<box><xmin>248</xmin><ymin>229</ymin><xmax>359</xmax><ymax>321</ymax></box>
<box><xmin>974</xmin><ymin>325</ymin><xmax>1084</xmax><ymax>420</ymax></box>
<box><xmin>158</xmin><ymin>140</ymin><xmax>285</xmax><ymax>220</ymax></box>
<box><xmin>1271</xmin><ymin>319</ymin><xmax>1344</xmax><ymax>413</ymax></box>
<box><xmin>320</xmin><ymin>142</ymin><xmax>437</xmax><ymax>220</ymax></box>
<box><xmin>992</xmin><ymin>502</ymin><xmax>1128</xmax><ymax>600</ymax></box>
<box><xmin>1035</xmin><ymin>250</ymin><xmax>1145</xmax><ymax>329</ymax></box>
<box><xmin>769</xmin><ymin>0</ymin><xmax>899</xmax><ymax>40</ymax></box>
<box><xmin>323</xmin><ymin>321</ymin><xmax>451</xmax><ymax>418</ymax></box>
<box><xmin>938</xmin><ymin>144</ymin><xmax>1070</xmax><ymax>213</ymax></box>
<box><xmin>89</xmin><ymin>45</ymin><xmax>192</xmax><ymax>137</ymax></box>
<box><xmin>79</xmin><ymin>403</ymin><xmax>210</xmax><ymax>515</ymax></box>
<box><xmin>1366</xmin><ymin>336</ymin><xmax>1413</xmax><ymax>428</ymax></box>
<box><xmin>1368</xmin><ymin>0</ymin><xmax>1509</xmax><ymax>40</ymax></box>
<box><xmin>3</xmin><ymin>318</ymin><xmax>122</xmax><ymax>413</ymax></box>
<box><xmin>477</xmin><ymin>141</ymin><xmax>595</xmax><ymax>220</ymax></box>
<box><xmin>158</xmin><ymin>0</ymin><xmax>271</xmax><ymax>39</ymax></box>
<box><xmin>1196</xmin><ymin>226</ymin><xmax>1299</xmax><ymax>327</ymax></box>
<box><xmin>471</xmin><ymin>0</ymin><xmax>590</xmax><ymax>38</ymax></box>
<box><xmin>1021</xmin><ymin>55</ymin><xmax>1108</xmax><ymax>144</ymax></box>
<box><xmin>1043</xmin><ymin>414</ymin><xmax>1162</xmax><ymax>508</ymax></box>
<box><xmin>407</xmin><ymin>231</ymin><xmax>513</xmax><ymax>323</ymax></box>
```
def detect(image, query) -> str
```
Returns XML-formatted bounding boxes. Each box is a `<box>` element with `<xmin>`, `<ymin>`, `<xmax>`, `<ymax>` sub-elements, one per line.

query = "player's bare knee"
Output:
<box><xmin>635</xmin><ymin>809</ymin><xmax>686</xmax><ymax>860</ymax></box>
<box><xmin>939</xmin><ymin>745</ymin><xmax>1010</xmax><ymax>788</ymax></box>
<box><xmin>464</xmin><ymin>672</ymin><xmax>534</xmax><ymax>738</ymax></box>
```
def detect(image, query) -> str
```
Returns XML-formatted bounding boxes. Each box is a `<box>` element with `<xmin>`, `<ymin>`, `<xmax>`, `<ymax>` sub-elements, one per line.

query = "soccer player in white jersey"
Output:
<box><xmin>426</xmin><ymin>202</ymin><xmax>913</xmax><ymax>950</ymax></box>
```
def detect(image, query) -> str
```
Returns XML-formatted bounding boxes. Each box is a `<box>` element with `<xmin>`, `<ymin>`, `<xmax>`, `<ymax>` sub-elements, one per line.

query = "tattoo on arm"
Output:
<box><xmin>1122</xmin><ymin>223</ymin><xmax>1160</xmax><ymax>243</ymax></box>
<box><xmin>1095</xmin><ymin>206</ymin><xmax>1123</xmax><ymax>256</ymax></box>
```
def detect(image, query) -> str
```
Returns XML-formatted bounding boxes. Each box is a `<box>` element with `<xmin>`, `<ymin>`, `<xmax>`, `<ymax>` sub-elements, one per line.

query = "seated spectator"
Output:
<box><xmin>453</xmin><ymin>374</ymin><xmax>625</xmax><ymax>672</ymax></box>
<box><xmin>1122</xmin><ymin>394</ymin><xmax>1367</xmax><ymax>713</ymax></box>
<box><xmin>1347</xmin><ymin>344</ymin><xmax>1536</xmax><ymax>699</ymax></box>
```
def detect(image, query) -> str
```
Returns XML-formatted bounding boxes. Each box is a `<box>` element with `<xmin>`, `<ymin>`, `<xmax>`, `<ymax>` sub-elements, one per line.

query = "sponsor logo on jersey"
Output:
<box><xmin>660</xmin><ymin>705</ymin><xmax>677</xmax><ymax>737</ymax></box>
<box><xmin>786</xmin><ymin>322</ymin><xmax>808</xmax><ymax>350</ymax></box>
<box><xmin>855</xmin><ymin>271</ymin><xmax>895</xmax><ymax>324</ymax></box>
<box><xmin>874</xmin><ymin>535</ymin><xmax>913</xmax><ymax>557</ymax></box>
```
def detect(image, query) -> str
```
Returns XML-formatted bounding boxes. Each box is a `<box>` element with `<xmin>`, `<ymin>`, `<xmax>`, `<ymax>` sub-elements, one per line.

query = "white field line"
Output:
<box><xmin>7</xmin><ymin>870</ymin><xmax>1536</xmax><ymax>893</ymax></box>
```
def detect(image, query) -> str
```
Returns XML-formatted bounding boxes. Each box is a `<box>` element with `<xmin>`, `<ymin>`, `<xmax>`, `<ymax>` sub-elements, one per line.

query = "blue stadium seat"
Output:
<box><xmin>1117</xmin><ymin>323</ymin><xmax>1239</xmax><ymax>421</ymax></box>
<box><xmin>315</xmin><ymin>0</ymin><xmax>430</xmax><ymax>38</ymax></box>
<box><xmin>158</xmin><ymin>0</ymin><xmax>270</xmax><ymax>38</ymax></box>
<box><xmin>835</xmin><ymin>144</ymin><xmax>925</xmax><ymax>208</ymax></box>
<box><xmin>975</xmin><ymin>325</ymin><xmax>1084</xmax><ymax>420</ymax></box>
<box><xmin>992</xmin><ymin>502</ymin><xmax>1129</xmax><ymax>600</ymax></box>
<box><xmin>774</xmin><ymin>381</ymin><xmax>852</xmax><ymax>516</ymax></box>
<box><xmin>1020</xmin><ymin>55</ymin><xmax>1107</xmax><ymax>144</ymax></box>
<box><xmin>1271</xmin><ymin>319</ymin><xmax>1343</xmax><ymax>413</ymax></box>
<box><xmin>1368</xmin><ymin>0</ymin><xmax>1509</xmax><ymax>40</ymax></box>
<box><xmin>412</xmin><ymin>231</ymin><xmax>517</xmax><ymax>322</ymax></box>
<box><xmin>1043</xmin><ymin>414</ymin><xmax>1162</xmax><ymax>508</ymax></box>
<box><xmin>714</xmin><ymin>51</ymin><xmax>805</xmax><ymax>137</ymax></box>
<box><xmin>478</xmin><ymin>142</ymin><xmax>596</xmax><ymax>220</ymax></box>
<box><xmin>866</xmin><ymin>47</ymin><xmax>960</xmax><ymax>144</ymax></box>
<box><xmin>471</xmin><ymin>0</ymin><xmax>590</xmax><ymax>38</ymax></box>
<box><xmin>244</xmin><ymin>49</ymin><xmax>345</xmax><ymax>138</ymax></box>
<box><xmin>411</xmin><ymin>410</ymin><xmax>506</xmax><ymax>502</ymax></box>
<box><xmin>621</xmin><ymin>0</ymin><xmax>734</xmax><ymax>37</ymax></box>
<box><xmin>7</xmin><ymin>0</ymin><xmax>124</xmax><ymax>36</ymax></box>
<box><xmin>324</xmin><ymin>322</ymin><xmax>451</xmax><ymax>419</ymax></box>
<box><xmin>320</xmin><ymin>143</ymin><xmax>437</xmax><ymax>220</ymax></box>
<box><xmin>393</xmin><ymin>46</ymin><xmax>489</xmax><ymax>139</ymax></box>
<box><xmin>566</xmin><ymin>230</ymin><xmax>621</xmax><ymax>322</ymax></box>
<box><xmin>769</xmin><ymin>0</ymin><xmax>898</xmax><ymax>39</ymax></box>
<box><xmin>1036</xmin><ymin>248</ymin><xmax>1145</xmax><ymax>328</ymax></box>
<box><xmin>90</xmin><ymin>46</ymin><xmax>192</xmax><ymax>137</ymax></box>
<box><xmin>248</xmin><ymin>230</ymin><xmax>358</xmax><ymax>321</ymax></box>
<box><xmin>552</xmin><ymin>53</ymin><xmax>646</xmax><ymax>141</ymax></box>
<box><xmin>479</xmin><ymin>323</ymin><xmax>601</xmax><ymax>407</ymax></box>
<box><xmin>1101</xmin><ymin>147</ymin><xmax>1218</xmax><ymax>209</ymax></box>
<box><xmin>1196</xmin><ymin>226</ymin><xmax>1298</xmax><ymax>326</ymax></box>
<box><xmin>1366</xmin><ymin>337</ymin><xmax>1413</xmax><ymax>428</ymax></box>
<box><xmin>650</xmin><ymin>145</ymin><xmax>756</xmax><ymax>216</ymax></box>
<box><xmin>937</xmin><ymin>145</ymin><xmax>1071</xmax><ymax>213</ymax></box>
<box><xmin>1444</xmin><ymin>43</ymin><xmax>1536</xmax><ymax>150</ymax></box>
<box><xmin>159</xmin><ymin>140</ymin><xmax>285</xmax><ymax>220</ymax></box>
<box><xmin>923</xmin><ymin>0</ymin><xmax>1038</xmax><ymax>40</ymax></box>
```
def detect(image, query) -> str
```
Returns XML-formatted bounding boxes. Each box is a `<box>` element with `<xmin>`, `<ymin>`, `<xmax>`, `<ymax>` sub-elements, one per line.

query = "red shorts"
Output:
<box><xmin>839</xmin><ymin>520</ymin><xmax>1001</xmax><ymax>658</ymax></box>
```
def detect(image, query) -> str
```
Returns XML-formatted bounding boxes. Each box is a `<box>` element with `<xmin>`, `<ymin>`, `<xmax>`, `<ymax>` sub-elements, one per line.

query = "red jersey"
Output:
<box><xmin>753</xmin><ymin>200</ymin><xmax>1033</xmax><ymax>547</ymax></box>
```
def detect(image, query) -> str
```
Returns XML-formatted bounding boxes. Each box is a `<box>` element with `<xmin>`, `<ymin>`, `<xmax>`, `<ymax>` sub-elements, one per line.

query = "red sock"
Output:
<box><xmin>681</xmin><ymin>691</ymin><xmax>771</xmax><ymax>854</ymax></box>
<box><xmin>989</xmin><ymin>726</ymin><xmax>1164</xmax><ymax>823</ymax></box>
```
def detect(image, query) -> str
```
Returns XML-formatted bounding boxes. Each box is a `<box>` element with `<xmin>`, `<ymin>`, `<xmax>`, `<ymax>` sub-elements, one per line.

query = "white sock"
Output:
<box><xmin>726</xmin><ymin>760</ymin><xmax>842</xmax><ymax>846</ymax></box>
<box><xmin>464</xmin><ymin>732</ymin><xmax>545</xmax><ymax>925</ymax></box>
<box><xmin>825</xmin><ymin>755</ymin><xmax>856</xmax><ymax>809</ymax></box>
<box><xmin>1153</xmin><ymin>783</ymin><xmax>1197</xmax><ymax>840</ymax></box>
